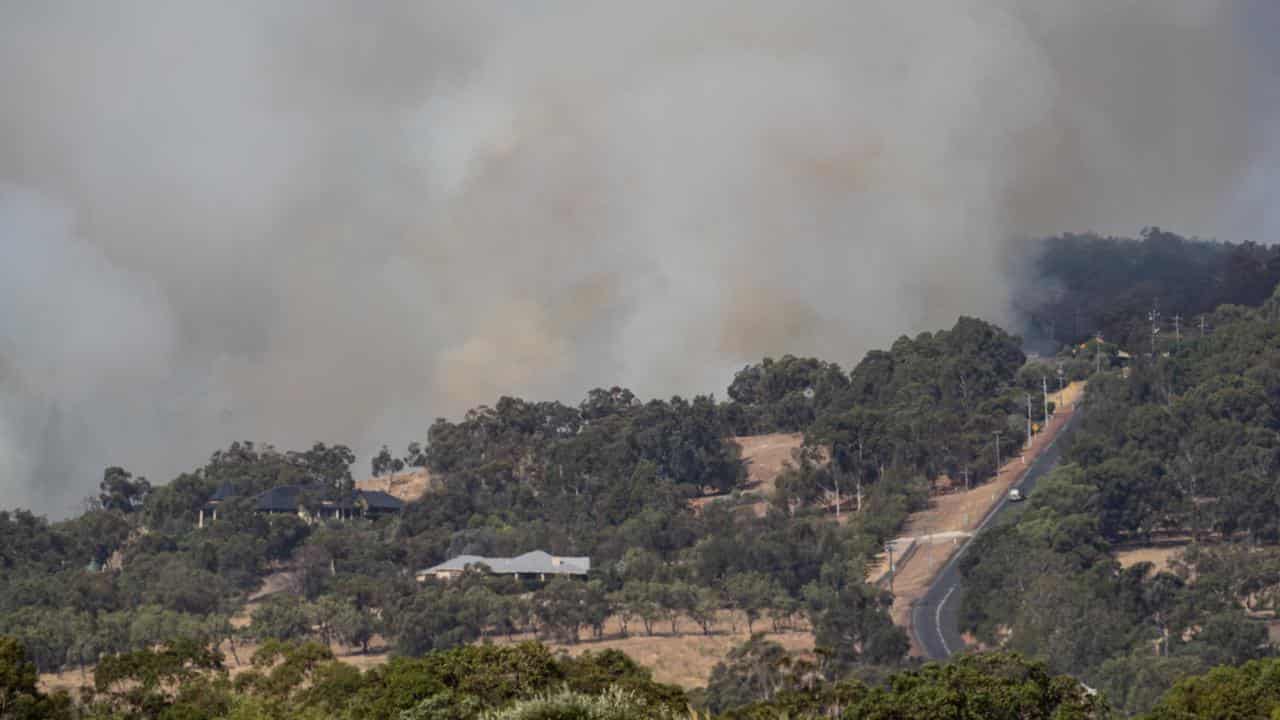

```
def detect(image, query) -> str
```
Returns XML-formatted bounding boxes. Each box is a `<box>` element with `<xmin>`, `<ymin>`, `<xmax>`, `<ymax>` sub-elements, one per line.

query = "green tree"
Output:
<box><xmin>0</xmin><ymin>637</ymin><xmax>48</xmax><ymax>720</ymax></box>
<box><xmin>1145</xmin><ymin>656</ymin><xmax>1280</xmax><ymax>720</ymax></box>
<box><xmin>804</xmin><ymin>581</ymin><xmax>906</xmax><ymax>669</ymax></box>
<box><xmin>98</xmin><ymin>466</ymin><xmax>151</xmax><ymax>514</ymax></box>
<box><xmin>332</xmin><ymin>602</ymin><xmax>378</xmax><ymax>653</ymax></box>
<box><xmin>372</xmin><ymin>445</ymin><xmax>405</xmax><ymax>478</ymax></box>
<box><xmin>705</xmin><ymin>636</ymin><xmax>794</xmax><ymax>712</ymax></box>
<box><xmin>249</xmin><ymin>597</ymin><xmax>312</xmax><ymax>642</ymax></box>
<box><xmin>725</xmin><ymin>573</ymin><xmax>780</xmax><ymax>635</ymax></box>
<box><xmin>483</xmin><ymin>686</ymin><xmax>681</xmax><ymax>720</ymax></box>
<box><xmin>536</xmin><ymin>578</ymin><xmax>594</xmax><ymax>644</ymax></box>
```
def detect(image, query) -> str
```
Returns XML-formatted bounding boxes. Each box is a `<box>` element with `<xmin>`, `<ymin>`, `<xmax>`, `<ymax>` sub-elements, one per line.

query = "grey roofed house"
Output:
<box><xmin>416</xmin><ymin>550</ymin><xmax>590</xmax><ymax>581</ymax></box>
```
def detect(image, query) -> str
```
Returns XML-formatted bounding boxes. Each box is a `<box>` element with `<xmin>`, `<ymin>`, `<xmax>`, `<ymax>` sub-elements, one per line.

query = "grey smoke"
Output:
<box><xmin>0</xmin><ymin>1</ymin><xmax>1274</xmax><ymax>516</ymax></box>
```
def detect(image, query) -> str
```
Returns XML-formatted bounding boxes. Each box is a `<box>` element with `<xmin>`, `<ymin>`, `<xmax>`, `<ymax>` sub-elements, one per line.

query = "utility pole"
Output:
<box><xmin>856</xmin><ymin>438</ymin><xmax>865</xmax><ymax>514</ymax></box>
<box><xmin>1200</xmin><ymin>315</ymin><xmax>1207</xmax><ymax>338</ymax></box>
<box><xmin>1042</xmin><ymin>376</ymin><xmax>1050</xmax><ymax>422</ymax></box>
<box><xmin>1026</xmin><ymin>394</ymin><xmax>1033</xmax><ymax>447</ymax></box>
<box><xmin>834</xmin><ymin>473</ymin><xmax>841</xmax><ymax>522</ymax></box>
<box><xmin>885</xmin><ymin>542</ymin><xmax>895</xmax><ymax>595</ymax></box>
<box><xmin>1148</xmin><ymin>302</ymin><xmax>1161</xmax><ymax>356</ymax></box>
<box><xmin>1095</xmin><ymin>333</ymin><xmax>1103</xmax><ymax>375</ymax></box>
<box><xmin>962</xmin><ymin>465</ymin><xmax>970</xmax><ymax>491</ymax></box>
<box><xmin>993</xmin><ymin>431</ymin><xmax>1002</xmax><ymax>475</ymax></box>
<box><xmin>1173</xmin><ymin>314</ymin><xmax>1182</xmax><ymax>342</ymax></box>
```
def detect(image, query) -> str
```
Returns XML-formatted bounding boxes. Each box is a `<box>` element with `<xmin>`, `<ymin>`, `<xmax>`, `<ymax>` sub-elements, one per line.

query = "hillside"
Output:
<box><xmin>7</xmin><ymin>237</ymin><xmax>1280</xmax><ymax>718</ymax></box>
<box><xmin>1</xmin><ymin>314</ymin><xmax>1036</xmax><ymax>705</ymax></box>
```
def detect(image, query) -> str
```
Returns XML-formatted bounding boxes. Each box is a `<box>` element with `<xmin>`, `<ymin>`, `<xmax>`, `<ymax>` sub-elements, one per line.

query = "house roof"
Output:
<box><xmin>209</xmin><ymin>482</ymin><xmax>236</xmax><ymax>501</ymax></box>
<box><xmin>254</xmin><ymin>485</ymin><xmax>304</xmax><ymax>512</ymax></box>
<box><xmin>250</xmin><ymin>485</ymin><xmax>406</xmax><ymax>514</ymax></box>
<box><xmin>356</xmin><ymin>490</ymin><xmax>404</xmax><ymax>511</ymax></box>
<box><xmin>420</xmin><ymin>550</ymin><xmax>590</xmax><ymax>577</ymax></box>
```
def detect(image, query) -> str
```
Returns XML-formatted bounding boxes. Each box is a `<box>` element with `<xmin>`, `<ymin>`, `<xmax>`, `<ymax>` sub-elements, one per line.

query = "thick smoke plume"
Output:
<box><xmin>0</xmin><ymin>2</ymin><xmax>1275</xmax><ymax>515</ymax></box>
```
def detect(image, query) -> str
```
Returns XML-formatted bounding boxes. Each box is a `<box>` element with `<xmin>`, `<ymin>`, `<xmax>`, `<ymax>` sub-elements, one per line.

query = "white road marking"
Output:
<box><xmin>935</xmin><ymin>584</ymin><xmax>957</xmax><ymax>656</ymax></box>
<box><xmin>911</xmin><ymin>410</ymin><xmax>1079</xmax><ymax>659</ymax></box>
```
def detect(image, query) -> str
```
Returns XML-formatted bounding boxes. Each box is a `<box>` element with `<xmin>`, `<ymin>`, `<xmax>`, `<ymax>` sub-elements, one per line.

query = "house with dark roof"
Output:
<box><xmin>199</xmin><ymin>483</ymin><xmax>404</xmax><ymax>526</ymax></box>
<box><xmin>416</xmin><ymin>550</ymin><xmax>590</xmax><ymax>582</ymax></box>
<box><xmin>354</xmin><ymin>490</ymin><xmax>404</xmax><ymax>516</ymax></box>
<box><xmin>254</xmin><ymin>484</ymin><xmax>406</xmax><ymax>522</ymax></box>
<box><xmin>198</xmin><ymin>482</ymin><xmax>236</xmax><ymax>528</ymax></box>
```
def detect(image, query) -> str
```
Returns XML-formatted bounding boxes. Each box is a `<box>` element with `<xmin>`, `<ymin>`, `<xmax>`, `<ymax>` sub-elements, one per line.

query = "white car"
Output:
<box><xmin>1007</xmin><ymin>488</ymin><xmax>1026</xmax><ymax>502</ymax></box>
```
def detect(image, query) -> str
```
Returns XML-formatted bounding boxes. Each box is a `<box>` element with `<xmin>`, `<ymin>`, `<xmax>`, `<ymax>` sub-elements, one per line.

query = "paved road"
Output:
<box><xmin>911</xmin><ymin>408</ymin><xmax>1083</xmax><ymax>660</ymax></box>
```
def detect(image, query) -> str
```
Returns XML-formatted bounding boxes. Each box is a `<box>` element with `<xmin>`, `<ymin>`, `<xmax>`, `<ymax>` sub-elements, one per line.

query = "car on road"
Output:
<box><xmin>1007</xmin><ymin>488</ymin><xmax>1025</xmax><ymax>502</ymax></box>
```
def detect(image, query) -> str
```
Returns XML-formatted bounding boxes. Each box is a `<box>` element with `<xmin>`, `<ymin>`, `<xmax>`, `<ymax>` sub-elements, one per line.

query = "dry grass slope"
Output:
<box><xmin>355</xmin><ymin>468</ymin><xmax>436</xmax><ymax>502</ymax></box>
<box><xmin>732</xmin><ymin>433</ymin><xmax>805</xmax><ymax>497</ymax></box>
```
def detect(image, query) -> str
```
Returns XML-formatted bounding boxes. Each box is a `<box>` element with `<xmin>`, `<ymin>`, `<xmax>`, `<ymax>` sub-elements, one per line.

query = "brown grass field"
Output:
<box><xmin>493</xmin><ymin>612</ymin><xmax>814</xmax><ymax>688</ymax></box>
<box><xmin>41</xmin><ymin>613</ymin><xmax>808</xmax><ymax>693</ymax></box>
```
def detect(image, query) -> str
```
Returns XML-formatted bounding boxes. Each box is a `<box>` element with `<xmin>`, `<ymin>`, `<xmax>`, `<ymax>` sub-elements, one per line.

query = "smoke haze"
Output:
<box><xmin>0</xmin><ymin>1</ymin><xmax>1275</xmax><ymax>515</ymax></box>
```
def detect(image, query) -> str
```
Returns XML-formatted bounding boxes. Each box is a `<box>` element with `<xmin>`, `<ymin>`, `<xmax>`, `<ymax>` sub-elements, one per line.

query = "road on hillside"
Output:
<box><xmin>911</xmin><ymin>408</ymin><xmax>1083</xmax><ymax>660</ymax></box>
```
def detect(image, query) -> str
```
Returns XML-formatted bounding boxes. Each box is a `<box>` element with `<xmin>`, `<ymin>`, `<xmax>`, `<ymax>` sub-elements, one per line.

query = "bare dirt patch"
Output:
<box><xmin>1114</xmin><ymin>545</ymin><xmax>1187</xmax><ymax>574</ymax></box>
<box><xmin>356</xmin><ymin>468</ymin><xmax>436</xmax><ymax>503</ymax></box>
<box><xmin>732</xmin><ymin>433</ymin><xmax>804</xmax><ymax>497</ymax></box>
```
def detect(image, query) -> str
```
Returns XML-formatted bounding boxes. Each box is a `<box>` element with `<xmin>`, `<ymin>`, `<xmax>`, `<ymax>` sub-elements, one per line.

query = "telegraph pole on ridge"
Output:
<box><xmin>993</xmin><ymin>431</ymin><xmax>1002</xmax><ymax>476</ymax></box>
<box><xmin>1042</xmin><ymin>375</ymin><xmax>1049</xmax><ymax>422</ymax></box>
<box><xmin>1026</xmin><ymin>394</ymin><xmax>1033</xmax><ymax>447</ymax></box>
<box><xmin>885</xmin><ymin>542</ymin><xmax>895</xmax><ymax>595</ymax></box>
<box><xmin>1148</xmin><ymin>302</ymin><xmax>1161</xmax><ymax>355</ymax></box>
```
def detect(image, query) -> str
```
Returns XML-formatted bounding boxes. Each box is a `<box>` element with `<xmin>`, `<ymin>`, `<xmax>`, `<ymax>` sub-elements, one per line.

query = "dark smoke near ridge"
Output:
<box><xmin>1</xmin><ymin>2</ymin><xmax>1277</xmax><ymax>516</ymax></box>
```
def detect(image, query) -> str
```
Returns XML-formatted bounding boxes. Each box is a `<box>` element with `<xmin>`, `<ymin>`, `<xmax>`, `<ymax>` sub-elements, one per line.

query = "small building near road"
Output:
<box><xmin>416</xmin><ymin>551</ymin><xmax>590</xmax><ymax>582</ymax></box>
